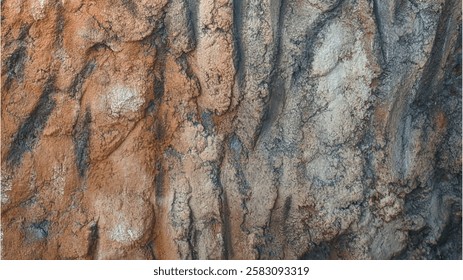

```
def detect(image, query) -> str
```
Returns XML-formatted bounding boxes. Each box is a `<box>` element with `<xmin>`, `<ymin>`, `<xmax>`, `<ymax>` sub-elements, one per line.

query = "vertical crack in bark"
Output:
<box><xmin>87</xmin><ymin>220</ymin><xmax>99</xmax><ymax>259</ymax></box>
<box><xmin>233</xmin><ymin>0</ymin><xmax>245</xmax><ymax>91</ymax></box>
<box><xmin>69</xmin><ymin>61</ymin><xmax>96</xmax><ymax>99</ymax></box>
<box><xmin>7</xmin><ymin>76</ymin><xmax>57</xmax><ymax>166</ymax></box>
<box><xmin>220</xmin><ymin>189</ymin><xmax>233</xmax><ymax>259</ymax></box>
<box><xmin>258</xmin><ymin>0</ymin><xmax>287</xmax><ymax>143</ymax></box>
<box><xmin>73</xmin><ymin>107</ymin><xmax>92</xmax><ymax>178</ymax></box>
<box><xmin>412</xmin><ymin>0</ymin><xmax>459</xmax><ymax>112</ymax></box>
<box><xmin>213</xmin><ymin>148</ymin><xmax>233</xmax><ymax>259</ymax></box>
<box><xmin>186</xmin><ymin>195</ymin><xmax>198</xmax><ymax>259</ymax></box>
<box><xmin>372</xmin><ymin>0</ymin><xmax>387</xmax><ymax>64</ymax></box>
<box><xmin>186</xmin><ymin>0</ymin><xmax>199</xmax><ymax>44</ymax></box>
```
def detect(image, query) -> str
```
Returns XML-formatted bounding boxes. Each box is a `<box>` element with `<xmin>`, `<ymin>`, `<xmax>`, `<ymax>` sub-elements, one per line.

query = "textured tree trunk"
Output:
<box><xmin>1</xmin><ymin>0</ymin><xmax>461</xmax><ymax>259</ymax></box>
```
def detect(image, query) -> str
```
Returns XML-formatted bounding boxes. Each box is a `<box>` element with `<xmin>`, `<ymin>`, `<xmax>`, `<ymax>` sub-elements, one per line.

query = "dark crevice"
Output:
<box><xmin>149</xmin><ymin>13</ymin><xmax>169</xmax><ymax>219</ymax></box>
<box><xmin>145</xmin><ymin>241</ymin><xmax>156</xmax><ymax>260</ymax></box>
<box><xmin>87</xmin><ymin>42</ymin><xmax>112</xmax><ymax>54</ymax></box>
<box><xmin>282</xmin><ymin>195</ymin><xmax>292</xmax><ymax>249</ymax></box>
<box><xmin>411</xmin><ymin>0</ymin><xmax>459</xmax><ymax>114</ymax></box>
<box><xmin>69</xmin><ymin>60</ymin><xmax>96</xmax><ymax>99</ymax></box>
<box><xmin>7</xmin><ymin>76</ymin><xmax>57</xmax><ymax>166</ymax></box>
<box><xmin>73</xmin><ymin>107</ymin><xmax>92</xmax><ymax>178</ymax></box>
<box><xmin>87</xmin><ymin>221</ymin><xmax>99</xmax><ymax>259</ymax></box>
<box><xmin>153</xmin><ymin>77</ymin><xmax>165</xmax><ymax>102</ymax></box>
<box><xmin>233</xmin><ymin>0</ymin><xmax>246</xmax><ymax>92</ymax></box>
<box><xmin>395</xmin><ymin>209</ymin><xmax>462</xmax><ymax>260</ymax></box>
<box><xmin>372</xmin><ymin>0</ymin><xmax>387</xmax><ymax>64</ymax></box>
<box><xmin>152</xmin><ymin>18</ymin><xmax>168</xmax><ymax>105</ymax></box>
<box><xmin>4</xmin><ymin>46</ymin><xmax>27</xmax><ymax>90</ymax></box>
<box><xmin>220</xmin><ymin>189</ymin><xmax>233</xmax><ymax>259</ymax></box>
<box><xmin>177</xmin><ymin>53</ymin><xmax>196</xmax><ymax>80</ymax></box>
<box><xmin>18</xmin><ymin>24</ymin><xmax>31</xmax><ymax>41</ymax></box>
<box><xmin>259</xmin><ymin>77</ymin><xmax>285</xmax><ymax>142</ymax></box>
<box><xmin>257</xmin><ymin>0</ymin><xmax>287</xmax><ymax>144</ymax></box>
<box><xmin>187</xmin><ymin>198</ymin><xmax>198</xmax><ymax>260</ymax></box>
<box><xmin>210</xmin><ymin>161</ymin><xmax>221</xmax><ymax>188</ymax></box>
<box><xmin>200</xmin><ymin>110</ymin><xmax>214</xmax><ymax>135</ymax></box>
<box><xmin>283</xmin><ymin>195</ymin><xmax>292</xmax><ymax>221</ymax></box>
<box><xmin>210</xmin><ymin>151</ymin><xmax>233</xmax><ymax>259</ymax></box>
<box><xmin>228</xmin><ymin>134</ymin><xmax>251</xmax><ymax>235</ymax></box>
<box><xmin>300</xmin><ymin>241</ymin><xmax>332</xmax><ymax>260</ymax></box>
<box><xmin>230</xmin><ymin>137</ymin><xmax>251</xmax><ymax>196</ymax></box>
<box><xmin>180</xmin><ymin>0</ymin><xmax>197</xmax><ymax>51</ymax></box>
<box><xmin>185</xmin><ymin>0</ymin><xmax>199</xmax><ymax>45</ymax></box>
<box><xmin>153</xmin><ymin>118</ymin><xmax>165</xmax><ymax>140</ymax></box>
<box><xmin>154</xmin><ymin>162</ymin><xmax>164</xmax><ymax>201</ymax></box>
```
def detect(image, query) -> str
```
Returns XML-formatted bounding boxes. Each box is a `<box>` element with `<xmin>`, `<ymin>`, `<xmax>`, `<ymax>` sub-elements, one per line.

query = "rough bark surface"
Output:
<box><xmin>1</xmin><ymin>0</ymin><xmax>461</xmax><ymax>260</ymax></box>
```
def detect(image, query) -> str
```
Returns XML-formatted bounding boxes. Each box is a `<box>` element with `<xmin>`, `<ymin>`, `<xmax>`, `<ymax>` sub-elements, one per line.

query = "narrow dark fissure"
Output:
<box><xmin>257</xmin><ymin>0</ymin><xmax>287</xmax><ymax>143</ymax></box>
<box><xmin>233</xmin><ymin>0</ymin><xmax>246</xmax><ymax>90</ymax></box>
<box><xmin>87</xmin><ymin>221</ymin><xmax>99</xmax><ymax>259</ymax></box>
<box><xmin>7</xmin><ymin>76</ymin><xmax>57</xmax><ymax>166</ymax></box>
<box><xmin>69</xmin><ymin>60</ymin><xmax>96</xmax><ymax>99</ymax></box>
<box><xmin>73</xmin><ymin>107</ymin><xmax>92</xmax><ymax>178</ymax></box>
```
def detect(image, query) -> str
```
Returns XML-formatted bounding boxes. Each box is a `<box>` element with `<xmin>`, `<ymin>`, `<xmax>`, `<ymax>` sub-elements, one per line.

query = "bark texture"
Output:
<box><xmin>1</xmin><ymin>0</ymin><xmax>461</xmax><ymax>259</ymax></box>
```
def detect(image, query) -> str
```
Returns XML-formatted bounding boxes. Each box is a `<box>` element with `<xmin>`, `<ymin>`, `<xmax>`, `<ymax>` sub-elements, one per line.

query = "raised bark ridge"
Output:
<box><xmin>1</xmin><ymin>0</ymin><xmax>461</xmax><ymax>259</ymax></box>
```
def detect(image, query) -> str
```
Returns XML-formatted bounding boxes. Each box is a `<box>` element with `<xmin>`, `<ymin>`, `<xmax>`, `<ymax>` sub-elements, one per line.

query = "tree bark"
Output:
<box><xmin>1</xmin><ymin>0</ymin><xmax>461</xmax><ymax>259</ymax></box>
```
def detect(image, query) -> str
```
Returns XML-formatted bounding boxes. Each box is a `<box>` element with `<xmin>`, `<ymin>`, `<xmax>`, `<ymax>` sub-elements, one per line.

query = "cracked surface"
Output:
<box><xmin>1</xmin><ymin>0</ymin><xmax>461</xmax><ymax>259</ymax></box>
